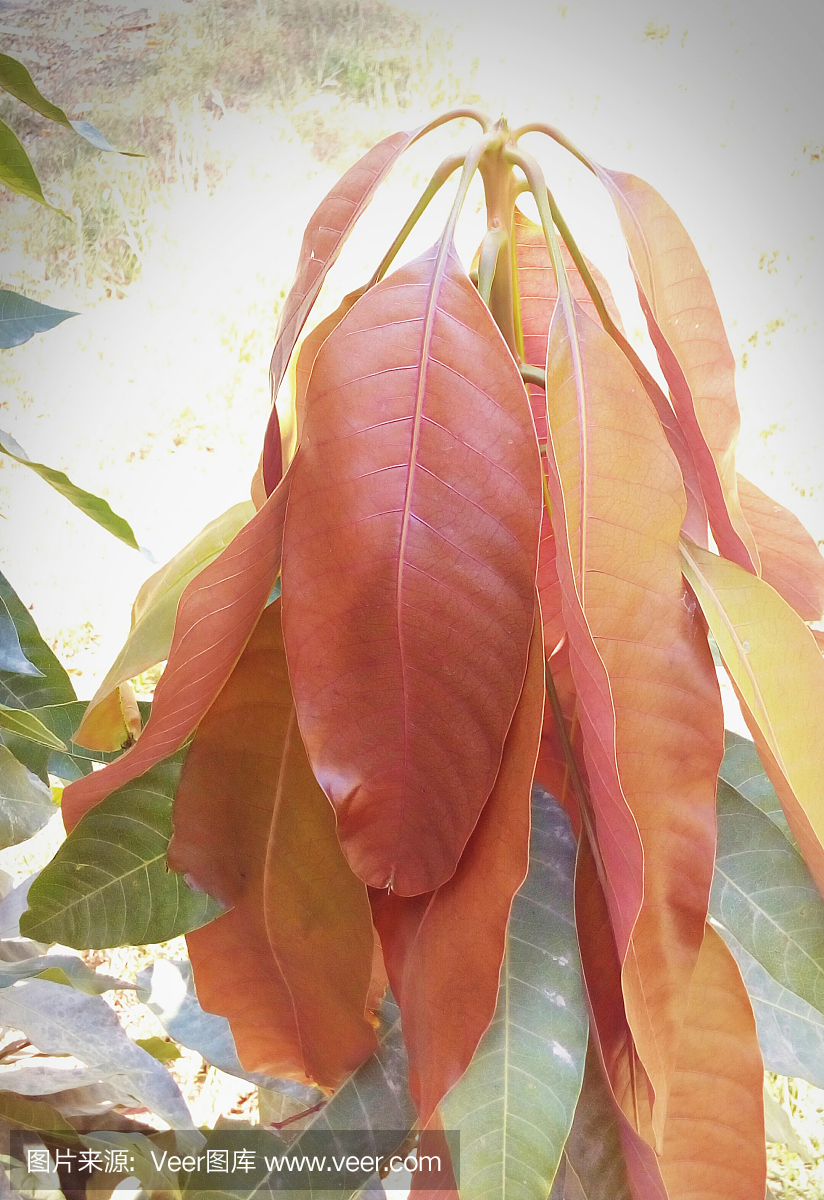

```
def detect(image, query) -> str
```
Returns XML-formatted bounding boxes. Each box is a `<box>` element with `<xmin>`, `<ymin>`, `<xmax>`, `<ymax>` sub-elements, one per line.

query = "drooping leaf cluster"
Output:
<box><xmin>4</xmin><ymin>105</ymin><xmax>824</xmax><ymax>1197</ymax></box>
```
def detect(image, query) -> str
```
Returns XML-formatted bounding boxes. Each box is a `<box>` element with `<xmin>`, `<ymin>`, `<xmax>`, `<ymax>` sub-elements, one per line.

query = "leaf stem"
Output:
<box><xmin>477</xmin><ymin>226</ymin><xmax>507</xmax><ymax>304</ymax></box>
<box><xmin>511</xmin><ymin>121</ymin><xmax>595</xmax><ymax>174</ymax></box>
<box><xmin>370</xmin><ymin>154</ymin><xmax>465</xmax><ymax>286</ymax></box>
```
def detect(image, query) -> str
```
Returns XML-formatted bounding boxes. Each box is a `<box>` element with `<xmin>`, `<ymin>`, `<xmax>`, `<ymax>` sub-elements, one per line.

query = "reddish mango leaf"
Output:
<box><xmin>657</xmin><ymin>924</ymin><xmax>766</xmax><ymax>1200</ymax></box>
<box><xmin>594</xmin><ymin>166</ymin><xmax>758</xmax><ymax>572</ymax></box>
<box><xmin>370</xmin><ymin>607</ymin><xmax>543</xmax><ymax>1124</ymax></box>
<box><xmin>514</xmin><ymin>208</ymin><xmax>623</xmax><ymax>443</ymax></box>
<box><xmin>544</xmin><ymin>296</ymin><xmax>724</xmax><ymax>1140</ymax></box>
<box><xmin>294</xmin><ymin>285</ymin><xmax>369</xmax><ymax>439</ymax></box>
<box><xmin>61</xmin><ymin>468</ymin><xmax>293</xmax><ymax>832</ymax></box>
<box><xmin>681</xmin><ymin>539</ymin><xmax>824</xmax><ymax>898</ymax></box>
<box><xmin>170</xmin><ymin>600</ymin><xmax>378</xmax><ymax>1089</ymax></box>
<box><xmin>737</xmin><ymin>474</ymin><xmax>824</xmax><ymax>622</ymax></box>
<box><xmin>514</xmin><ymin>208</ymin><xmax>708</xmax><ymax>547</ymax></box>
<box><xmin>262</xmin><ymin>128</ymin><xmax>424</xmax><ymax>492</ymax></box>
<box><xmin>281</xmin><ymin>241</ymin><xmax>542</xmax><ymax>895</ymax></box>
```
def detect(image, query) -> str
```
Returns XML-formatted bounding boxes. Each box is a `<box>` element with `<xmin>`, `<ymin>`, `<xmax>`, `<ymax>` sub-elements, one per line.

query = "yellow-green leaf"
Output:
<box><xmin>681</xmin><ymin>539</ymin><xmax>824</xmax><ymax>896</ymax></box>
<box><xmin>0</xmin><ymin>703</ymin><xmax>67</xmax><ymax>750</ymax></box>
<box><xmin>74</xmin><ymin>501</ymin><xmax>254</xmax><ymax>750</ymax></box>
<box><xmin>0</xmin><ymin>116</ymin><xmax>65</xmax><ymax>213</ymax></box>
<box><xmin>134</xmin><ymin>1036</ymin><xmax>182</xmax><ymax>1063</ymax></box>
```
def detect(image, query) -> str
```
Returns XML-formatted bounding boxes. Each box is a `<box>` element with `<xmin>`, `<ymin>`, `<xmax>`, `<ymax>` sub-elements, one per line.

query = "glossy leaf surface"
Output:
<box><xmin>0</xmin><ymin>289</ymin><xmax>77</xmax><ymax>349</ymax></box>
<box><xmin>737</xmin><ymin>473</ymin><xmax>824</xmax><ymax>621</ymax></box>
<box><xmin>282</xmin><ymin>244</ymin><xmax>541</xmax><ymax>894</ymax></box>
<box><xmin>544</xmin><ymin>293</ymin><xmax>723</xmax><ymax>1133</ymax></box>
<box><xmin>682</xmin><ymin>540</ymin><xmax>824</xmax><ymax>896</ymax></box>
<box><xmin>21</xmin><ymin>752</ymin><xmax>222</xmax><ymax>947</ymax></box>
<box><xmin>371</xmin><ymin>610</ymin><xmax>543</xmax><ymax>1123</ymax></box>
<box><xmin>710</xmin><ymin>777</ymin><xmax>824</xmax><ymax>1018</ymax></box>
<box><xmin>61</xmin><ymin>468</ymin><xmax>292</xmax><ymax>830</ymax></box>
<box><xmin>0</xmin><ymin>745</ymin><xmax>55</xmax><ymax>849</ymax></box>
<box><xmin>440</xmin><ymin>789</ymin><xmax>588</xmax><ymax>1200</ymax></box>
<box><xmin>0</xmin><ymin>429</ymin><xmax>139</xmax><ymax>549</ymax></box>
<box><xmin>657</xmin><ymin>925</ymin><xmax>766</xmax><ymax>1200</ymax></box>
<box><xmin>0</xmin><ymin>978</ymin><xmax>193</xmax><ymax>1129</ymax></box>
<box><xmin>595</xmin><ymin>166</ymin><xmax>759</xmax><ymax>572</ymax></box>
<box><xmin>171</xmin><ymin>601</ymin><xmax>379</xmax><ymax>1089</ymax></box>
<box><xmin>718</xmin><ymin>923</ymin><xmax>824</xmax><ymax>1091</ymax></box>
<box><xmin>76</xmin><ymin>500</ymin><xmax>255</xmax><ymax>750</ymax></box>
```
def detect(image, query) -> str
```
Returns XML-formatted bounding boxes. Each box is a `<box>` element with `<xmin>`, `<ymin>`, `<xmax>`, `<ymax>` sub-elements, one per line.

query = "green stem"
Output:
<box><xmin>477</xmin><ymin>226</ymin><xmax>507</xmax><ymax>305</ymax></box>
<box><xmin>370</xmin><ymin>154</ymin><xmax>465</xmax><ymax>286</ymax></box>
<box><xmin>511</xmin><ymin>121</ymin><xmax>595</xmax><ymax>174</ymax></box>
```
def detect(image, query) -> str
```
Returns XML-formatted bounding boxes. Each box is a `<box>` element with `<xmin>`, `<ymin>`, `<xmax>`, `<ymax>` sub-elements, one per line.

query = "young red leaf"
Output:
<box><xmin>515</xmin><ymin>208</ymin><xmax>708</xmax><ymax>547</ymax></box>
<box><xmin>170</xmin><ymin>601</ymin><xmax>378</xmax><ymax>1088</ymax></box>
<box><xmin>595</xmin><ymin>167</ymin><xmax>759</xmax><ymax>572</ymax></box>
<box><xmin>61</xmin><ymin>468</ymin><xmax>292</xmax><ymax>832</ymax></box>
<box><xmin>370</xmin><ymin>606</ymin><xmax>543</xmax><ymax>1123</ymax></box>
<box><xmin>281</xmin><ymin>242</ymin><xmax>542</xmax><ymax>895</ymax></box>
<box><xmin>657</xmin><ymin>924</ymin><xmax>766</xmax><ymax>1200</ymax></box>
<box><xmin>515</xmin><ymin>208</ymin><xmax>623</xmax><ymax>442</ymax></box>
<box><xmin>737</xmin><ymin>474</ymin><xmax>824</xmax><ymax>622</ymax></box>
<box><xmin>544</xmin><ymin>297</ymin><xmax>724</xmax><ymax>1140</ymax></box>
<box><xmin>294</xmin><ymin>286</ymin><xmax>369</xmax><ymax>438</ymax></box>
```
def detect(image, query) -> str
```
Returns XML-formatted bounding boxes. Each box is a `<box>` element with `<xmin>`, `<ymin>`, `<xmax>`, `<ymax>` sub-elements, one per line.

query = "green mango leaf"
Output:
<box><xmin>0</xmin><ymin>704</ymin><xmax>66</xmax><ymax>750</ymax></box>
<box><xmin>20</xmin><ymin>750</ymin><xmax>223</xmax><ymax>948</ymax></box>
<box><xmin>134</xmin><ymin>1036</ymin><xmax>182</xmax><ymax>1063</ymax></box>
<box><xmin>715</xmin><ymin>921</ymin><xmax>824</xmax><ymax>1091</ymax></box>
<box><xmin>0</xmin><ymin>951</ymin><xmax>128</xmax><ymax>995</ymax></box>
<box><xmin>0</xmin><ymin>572</ymin><xmax>76</xmax><ymax>710</ymax></box>
<box><xmin>78</xmin><ymin>500</ymin><xmax>255</xmax><ymax>744</ymax></box>
<box><xmin>721</xmin><ymin>731</ymin><xmax>794</xmax><ymax>845</ymax></box>
<box><xmin>0</xmin><ymin>53</ymin><xmax>141</xmax><ymax>156</ymax></box>
<box><xmin>0</xmin><ymin>978</ymin><xmax>193</xmax><ymax>1128</ymax></box>
<box><xmin>0</xmin><ymin>53</ymin><xmax>72</xmax><ymax>127</ymax></box>
<box><xmin>0</xmin><ymin>116</ymin><xmax>66</xmax><ymax>213</ymax></box>
<box><xmin>0</xmin><ymin>744</ymin><xmax>55</xmax><ymax>850</ymax></box>
<box><xmin>136</xmin><ymin>957</ymin><xmax>318</xmax><ymax>1098</ymax></box>
<box><xmin>3</xmin><ymin>700</ymin><xmax>130</xmax><ymax>786</ymax></box>
<box><xmin>548</xmin><ymin>1044</ymin><xmax>632</xmax><ymax>1200</ymax></box>
<box><xmin>710</xmin><ymin>776</ymin><xmax>824</xmax><ymax>1019</ymax></box>
<box><xmin>0</xmin><ymin>289</ymin><xmax>77</xmax><ymax>349</ymax></box>
<box><xmin>0</xmin><ymin>430</ymin><xmax>140</xmax><ymax>550</ymax></box>
<box><xmin>0</xmin><ymin>596</ymin><xmax>42</xmax><ymax>677</ymax></box>
<box><xmin>0</xmin><ymin>1089</ymin><xmax>76</xmax><ymax>1135</ymax></box>
<box><xmin>441</xmin><ymin>789</ymin><xmax>589</xmax><ymax>1200</ymax></box>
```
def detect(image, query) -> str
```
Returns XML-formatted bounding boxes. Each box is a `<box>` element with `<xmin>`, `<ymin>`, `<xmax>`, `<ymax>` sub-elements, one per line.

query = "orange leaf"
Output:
<box><xmin>544</xmin><ymin>296</ymin><xmax>723</xmax><ymax>1139</ymax></box>
<box><xmin>595</xmin><ymin>167</ymin><xmax>758</xmax><ymax>572</ymax></box>
<box><xmin>737</xmin><ymin>473</ymin><xmax>824</xmax><ymax>622</ymax></box>
<box><xmin>681</xmin><ymin>539</ymin><xmax>824</xmax><ymax>896</ymax></box>
<box><xmin>170</xmin><ymin>600</ymin><xmax>378</xmax><ymax>1088</ymax></box>
<box><xmin>281</xmin><ymin>242</ymin><xmax>542</xmax><ymax>895</ymax></box>
<box><xmin>61</xmin><ymin>468</ymin><xmax>292</xmax><ymax>832</ymax></box>
<box><xmin>370</xmin><ymin>605</ymin><xmax>543</xmax><ymax>1123</ymax></box>
<box><xmin>657</xmin><ymin>924</ymin><xmax>766</xmax><ymax>1200</ymax></box>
